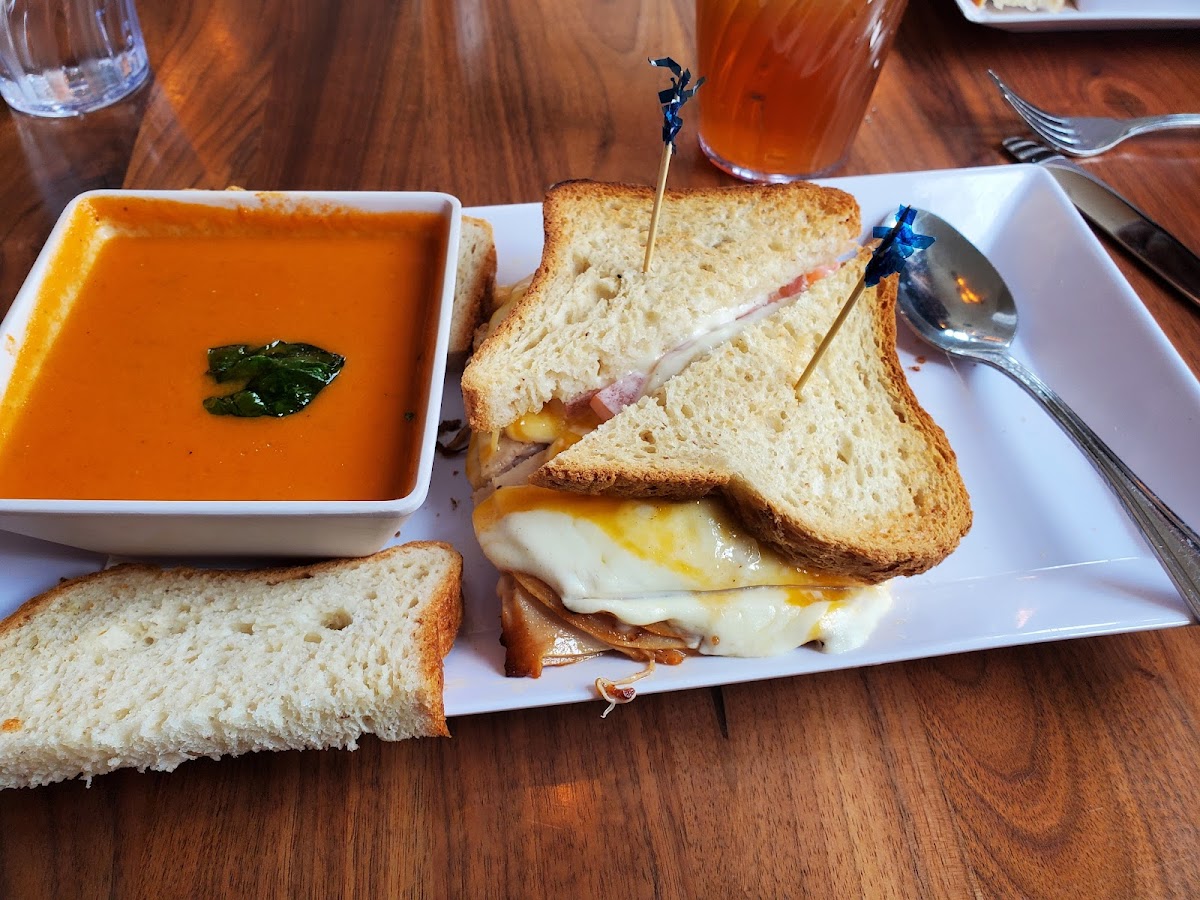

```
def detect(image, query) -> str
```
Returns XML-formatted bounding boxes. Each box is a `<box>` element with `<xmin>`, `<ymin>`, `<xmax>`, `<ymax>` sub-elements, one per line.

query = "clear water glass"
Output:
<box><xmin>0</xmin><ymin>0</ymin><xmax>150</xmax><ymax>117</ymax></box>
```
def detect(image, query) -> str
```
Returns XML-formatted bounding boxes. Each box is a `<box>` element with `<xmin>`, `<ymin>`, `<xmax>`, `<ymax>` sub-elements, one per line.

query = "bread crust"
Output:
<box><xmin>461</xmin><ymin>179</ymin><xmax>860</xmax><ymax>433</ymax></box>
<box><xmin>534</xmin><ymin>277</ymin><xmax>972</xmax><ymax>582</ymax></box>
<box><xmin>408</xmin><ymin>542</ymin><xmax>465</xmax><ymax>736</ymax></box>
<box><xmin>448</xmin><ymin>216</ymin><xmax>497</xmax><ymax>363</ymax></box>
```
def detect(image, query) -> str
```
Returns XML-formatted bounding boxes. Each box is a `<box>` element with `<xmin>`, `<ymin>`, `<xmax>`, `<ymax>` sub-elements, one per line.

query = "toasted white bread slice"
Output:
<box><xmin>534</xmin><ymin>255</ymin><xmax>972</xmax><ymax>582</ymax></box>
<box><xmin>0</xmin><ymin>542</ymin><xmax>462</xmax><ymax>790</ymax></box>
<box><xmin>461</xmin><ymin>180</ymin><xmax>859</xmax><ymax>433</ymax></box>
<box><xmin>449</xmin><ymin>216</ymin><xmax>497</xmax><ymax>361</ymax></box>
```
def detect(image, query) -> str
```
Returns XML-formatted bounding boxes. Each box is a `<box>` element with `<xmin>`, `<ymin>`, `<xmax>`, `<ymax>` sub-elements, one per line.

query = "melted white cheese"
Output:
<box><xmin>567</xmin><ymin>587</ymin><xmax>890</xmax><ymax>656</ymax></box>
<box><xmin>474</xmin><ymin>486</ymin><xmax>891</xmax><ymax>657</ymax></box>
<box><xmin>644</xmin><ymin>294</ymin><xmax>789</xmax><ymax>397</ymax></box>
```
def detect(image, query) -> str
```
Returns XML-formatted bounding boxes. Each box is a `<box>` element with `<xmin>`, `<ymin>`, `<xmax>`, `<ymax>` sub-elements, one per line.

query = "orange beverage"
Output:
<box><xmin>696</xmin><ymin>0</ymin><xmax>908</xmax><ymax>181</ymax></box>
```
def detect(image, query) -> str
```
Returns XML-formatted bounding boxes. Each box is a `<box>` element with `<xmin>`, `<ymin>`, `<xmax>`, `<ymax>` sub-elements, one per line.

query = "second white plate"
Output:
<box><xmin>952</xmin><ymin>0</ymin><xmax>1200</xmax><ymax>31</ymax></box>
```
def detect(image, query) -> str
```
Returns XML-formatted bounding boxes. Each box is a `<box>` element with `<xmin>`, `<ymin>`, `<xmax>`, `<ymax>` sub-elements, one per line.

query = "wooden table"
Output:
<box><xmin>2</xmin><ymin>1</ymin><xmax>1199</xmax><ymax>896</ymax></box>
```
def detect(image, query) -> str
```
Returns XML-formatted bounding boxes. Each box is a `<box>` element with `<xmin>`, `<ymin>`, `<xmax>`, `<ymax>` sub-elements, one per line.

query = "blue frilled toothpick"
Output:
<box><xmin>643</xmin><ymin>57</ymin><xmax>704</xmax><ymax>273</ymax></box>
<box><xmin>794</xmin><ymin>206</ymin><xmax>935</xmax><ymax>394</ymax></box>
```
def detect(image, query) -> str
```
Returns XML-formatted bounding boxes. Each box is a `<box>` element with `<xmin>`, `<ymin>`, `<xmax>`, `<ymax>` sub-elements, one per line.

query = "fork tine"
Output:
<box><xmin>987</xmin><ymin>70</ymin><xmax>1053</xmax><ymax>117</ymax></box>
<box><xmin>1003</xmin><ymin>91</ymin><xmax>1074</xmax><ymax>136</ymax></box>
<box><xmin>1005</xmin><ymin>96</ymin><xmax>1079</xmax><ymax>144</ymax></box>
<box><xmin>988</xmin><ymin>72</ymin><xmax>1063</xmax><ymax>127</ymax></box>
<box><xmin>988</xmin><ymin>70</ymin><xmax>1080</xmax><ymax>145</ymax></box>
<box><xmin>988</xmin><ymin>70</ymin><xmax>1042</xmax><ymax>114</ymax></box>
<box><xmin>1011</xmin><ymin>106</ymin><xmax>1080</xmax><ymax>143</ymax></box>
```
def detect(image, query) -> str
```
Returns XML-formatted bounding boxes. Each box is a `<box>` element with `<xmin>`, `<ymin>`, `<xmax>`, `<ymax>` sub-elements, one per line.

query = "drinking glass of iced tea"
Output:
<box><xmin>696</xmin><ymin>0</ymin><xmax>908</xmax><ymax>182</ymax></box>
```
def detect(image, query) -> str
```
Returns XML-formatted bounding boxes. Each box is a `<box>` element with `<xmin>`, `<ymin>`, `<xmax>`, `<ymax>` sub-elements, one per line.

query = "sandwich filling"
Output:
<box><xmin>976</xmin><ymin>0</ymin><xmax>1066</xmax><ymax>10</ymax></box>
<box><xmin>475</xmin><ymin>486</ymin><xmax>891</xmax><ymax>675</ymax></box>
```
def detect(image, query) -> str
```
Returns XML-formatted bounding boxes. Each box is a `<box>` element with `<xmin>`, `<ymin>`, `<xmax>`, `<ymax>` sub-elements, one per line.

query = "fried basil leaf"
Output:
<box><xmin>203</xmin><ymin>341</ymin><xmax>344</xmax><ymax>418</ymax></box>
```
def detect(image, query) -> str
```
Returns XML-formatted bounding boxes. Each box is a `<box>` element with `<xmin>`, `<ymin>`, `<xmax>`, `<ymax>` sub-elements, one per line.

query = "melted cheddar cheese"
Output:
<box><xmin>475</xmin><ymin>485</ymin><xmax>891</xmax><ymax>656</ymax></box>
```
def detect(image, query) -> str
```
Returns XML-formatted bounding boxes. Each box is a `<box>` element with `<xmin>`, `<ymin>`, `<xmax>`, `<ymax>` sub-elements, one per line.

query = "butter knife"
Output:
<box><xmin>1003</xmin><ymin>137</ymin><xmax>1200</xmax><ymax>310</ymax></box>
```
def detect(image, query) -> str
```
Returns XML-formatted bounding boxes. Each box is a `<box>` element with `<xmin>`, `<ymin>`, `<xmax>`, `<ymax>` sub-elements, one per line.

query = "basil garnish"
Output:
<box><xmin>203</xmin><ymin>341</ymin><xmax>344</xmax><ymax>418</ymax></box>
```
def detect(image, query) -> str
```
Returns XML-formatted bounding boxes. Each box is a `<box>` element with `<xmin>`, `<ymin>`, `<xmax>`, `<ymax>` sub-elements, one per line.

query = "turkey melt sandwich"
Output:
<box><xmin>462</xmin><ymin>181</ymin><xmax>971</xmax><ymax>677</ymax></box>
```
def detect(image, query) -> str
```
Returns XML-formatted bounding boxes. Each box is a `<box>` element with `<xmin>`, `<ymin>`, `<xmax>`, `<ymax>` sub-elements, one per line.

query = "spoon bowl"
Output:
<box><xmin>892</xmin><ymin>207</ymin><xmax>1200</xmax><ymax>619</ymax></box>
<box><xmin>895</xmin><ymin>210</ymin><xmax>1017</xmax><ymax>358</ymax></box>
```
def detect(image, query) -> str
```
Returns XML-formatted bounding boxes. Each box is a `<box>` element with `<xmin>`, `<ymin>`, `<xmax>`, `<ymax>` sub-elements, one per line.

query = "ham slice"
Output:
<box><xmin>589</xmin><ymin>372</ymin><xmax>647</xmax><ymax>422</ymax></box>
<box><xmin>572</xmin><ymin>261</ymin><xmax>844</xmax><ymax>423</ymax></box>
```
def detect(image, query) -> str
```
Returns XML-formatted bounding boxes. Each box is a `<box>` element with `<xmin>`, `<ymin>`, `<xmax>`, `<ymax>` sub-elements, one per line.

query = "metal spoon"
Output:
<box><xmin>894</xmin><ymin>208</ymin><xmax>1200</xmax><ymax>620</ymax></box>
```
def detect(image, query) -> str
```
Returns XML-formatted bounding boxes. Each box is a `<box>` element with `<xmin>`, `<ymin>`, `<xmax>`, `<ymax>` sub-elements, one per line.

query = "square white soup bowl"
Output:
<box><xmin>0</xmin><ymin>189</ymin><xmax>462</xmax><ymax>557</ymax></box>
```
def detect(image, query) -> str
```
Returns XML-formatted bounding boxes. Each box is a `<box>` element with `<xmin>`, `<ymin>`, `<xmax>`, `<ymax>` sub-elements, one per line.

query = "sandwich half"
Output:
<box><xmin>463</xmin><ymin>181</ymin><xmax>971</xmax><ymax>677</ymax></box>
<box><xmin>461</xmin><ymin>179</ymin><xmax>859</xmax><ymax>434</ymax></box>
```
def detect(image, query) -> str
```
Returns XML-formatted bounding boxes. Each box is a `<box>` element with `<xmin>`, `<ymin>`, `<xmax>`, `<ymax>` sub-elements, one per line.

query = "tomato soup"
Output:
<box><xmin>0</xmin><ymin>196</ymin><xmax>447</xmax><ymax>501</ymax></box>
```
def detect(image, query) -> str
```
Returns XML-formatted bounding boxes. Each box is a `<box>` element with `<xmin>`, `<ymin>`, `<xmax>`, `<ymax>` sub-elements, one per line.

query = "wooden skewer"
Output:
<box><xmin>793</xmin><ymin>274</ymin><xmax>868</xmax><ymax>395</ymax></box>
<box><xmin>795</xmin><ymin>211</ymin><xmax>913</xmax><ymax>395</ymax></box>
<box><xmin>642</xmin><ymin>143</ymin><xmax>673</xmax><ymax>273</ymax></box>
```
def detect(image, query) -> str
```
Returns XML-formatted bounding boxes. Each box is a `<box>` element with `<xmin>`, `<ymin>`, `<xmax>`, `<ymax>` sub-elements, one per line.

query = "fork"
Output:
<box><xmin>988</xmin><ymin>70</ymin><xmax>1200</xmax><ymax>157</ymax></box>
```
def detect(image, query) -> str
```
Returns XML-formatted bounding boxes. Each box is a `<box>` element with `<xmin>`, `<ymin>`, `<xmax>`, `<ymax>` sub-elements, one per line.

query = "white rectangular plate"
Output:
<box><xmin>953</xmin><ymin>0</ymin><xmax>1200</xmax><ymax>31</ymax></box>
<box><xmin>1</xmin><ymin>165</ymin><xmax>1198</xmax><ymax>718</ymax></box>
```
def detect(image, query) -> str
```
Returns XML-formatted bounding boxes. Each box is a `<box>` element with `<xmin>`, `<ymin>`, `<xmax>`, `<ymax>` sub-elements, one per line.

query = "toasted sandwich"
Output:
<box><xmin>461</xmin><ymin>180</ymin><xmax>859</xmax><ymax>434</ymax></box>
<box><xmin>463</xmin><ymin>181</ymin><xmax>971</xmax><ymax>677</ymax></box>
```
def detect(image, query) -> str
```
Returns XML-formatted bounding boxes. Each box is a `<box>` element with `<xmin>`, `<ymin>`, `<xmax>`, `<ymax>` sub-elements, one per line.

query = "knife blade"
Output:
<box><xmin>1003</xmin><ymin>137</ymin><xmax>1200</xmax><ymax>310</ymax></box>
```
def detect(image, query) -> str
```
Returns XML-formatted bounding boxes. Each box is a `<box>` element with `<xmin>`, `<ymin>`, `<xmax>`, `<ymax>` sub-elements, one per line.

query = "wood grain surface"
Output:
<box><xmin>2</xmin><ymin>0</ymin><xmax>1199</xmax><ymax>897</ymax></box>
